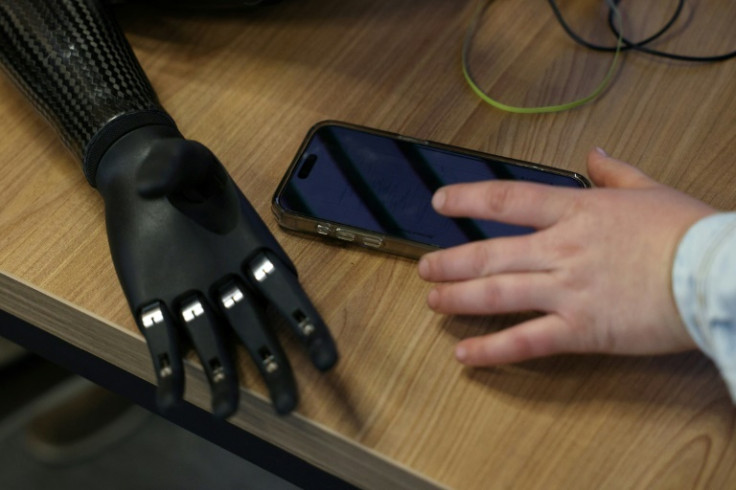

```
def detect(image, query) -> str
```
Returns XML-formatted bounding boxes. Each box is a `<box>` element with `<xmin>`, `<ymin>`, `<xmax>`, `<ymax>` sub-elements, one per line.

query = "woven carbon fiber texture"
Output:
<box><xmin>0</xmin><ymin>0</ymin><xmax>172</xmax><ymax>184</ymax></box>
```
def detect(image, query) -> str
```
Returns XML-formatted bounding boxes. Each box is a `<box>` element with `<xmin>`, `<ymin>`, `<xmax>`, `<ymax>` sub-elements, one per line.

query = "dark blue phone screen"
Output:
<box><xmin>278</xmin><ymin>125</ymin><xmax>585</xmax><ymax>248</ymax></box>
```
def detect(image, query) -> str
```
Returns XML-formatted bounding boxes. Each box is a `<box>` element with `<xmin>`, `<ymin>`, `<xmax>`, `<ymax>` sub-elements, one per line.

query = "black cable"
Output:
<box><xmin>547</xmin><ymin>0</ymin><xmax>682</xmax><ymax>52</ymax></box>
<box><xmin>606</xmin><ymin>4</ymin><xmax>736</xmax><ymax>62</ymax></box>
<box><xmin>548</xmin><ymin>0</ymin><xmax>736</xmax><ymax>63</ymax></box>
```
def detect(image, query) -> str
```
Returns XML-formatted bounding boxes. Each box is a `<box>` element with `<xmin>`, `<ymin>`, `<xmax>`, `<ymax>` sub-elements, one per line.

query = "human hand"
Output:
<box><xmin>418</xmin><ymin>148</ymin><xmax>715</xmax><ymax>366</ymax></box>
<box><xmin>97</xmin><ymin>128</ymin><xmax>338</xmax><ymax>417</ymax></box>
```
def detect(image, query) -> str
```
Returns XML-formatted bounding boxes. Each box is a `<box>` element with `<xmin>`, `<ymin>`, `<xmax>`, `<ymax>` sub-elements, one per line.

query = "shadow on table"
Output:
<box><xmin>438</xmin><ymin>312</ymin><xmax>730</xmax><ymax>410</ymax></box>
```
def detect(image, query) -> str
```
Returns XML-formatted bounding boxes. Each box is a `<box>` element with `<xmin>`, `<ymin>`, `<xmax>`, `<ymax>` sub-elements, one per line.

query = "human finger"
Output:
<box><xmin>418</xmin><ymin>234</ymin><xmax>549</xmax><ymax>282</ymax></box>
<box><xmin>586</xmin><ymin>147</ymin><xmax>657</xmax><ymax>189</ymax></box>
<box><xmin>427</xmin><ymin>273</ymin><xmax>557</xmax><ymax>315</ymax></box>
<box><xmin>432</xmin><ymin>179</ymin><xmax>574</xmax><ymax>229</ymax></box>
<box><xmin>454</xmin><ymin>314</ymin><xmax>573</xmax><ymax>366</ymax></box>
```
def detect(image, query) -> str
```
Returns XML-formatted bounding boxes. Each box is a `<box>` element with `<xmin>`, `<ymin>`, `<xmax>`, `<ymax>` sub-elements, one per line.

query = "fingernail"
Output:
<box><xmin>595</xmin><ymin>147</ymin><xmax>608</xmax><ymax>157</ymax></box>
<box><xmin>432</xmin><ymin>189</ymin><xmax>446</xmax><ymax>210</ymax></box>
<box><xmin>427</xmin><ymin>288</ymin><xmax>439</xmax><ymax>309</ymax></box>
<box><xmin>418</xmin><ymin>257</ymin><xmax>429</xmax><ymax>279</ymax></box>
<box><xmin>455</xmin><ymin>345</ymin><xmax>468</xmax><ymax>362</ymax></box>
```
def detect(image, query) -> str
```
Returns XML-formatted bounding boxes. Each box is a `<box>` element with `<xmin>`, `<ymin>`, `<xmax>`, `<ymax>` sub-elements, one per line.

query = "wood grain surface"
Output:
<box><xmin>1</xmin><ymin>0</ymin><xmax>736</xmax><ymax>488</ymax></box>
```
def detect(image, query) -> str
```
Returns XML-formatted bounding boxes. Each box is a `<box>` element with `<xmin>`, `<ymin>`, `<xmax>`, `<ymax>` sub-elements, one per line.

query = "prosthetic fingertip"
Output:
<box><xmin>156</xmin><ymin>382</ymin><xmax>180</xmax><ymax>414</ymax></box>
<box><xmin>212</xmin><ymin>390</ymin><xmax>238</xmax><ymax>419</ymax></box>
<box><xmin>273</xmin><ymin>392</ymin><xmax>298</xmax><ymax>415</ymax></box>
<box><xmin>310</xmin><ymin>338</ymin><xmax>338</xmax><ymax>371</ymax></box>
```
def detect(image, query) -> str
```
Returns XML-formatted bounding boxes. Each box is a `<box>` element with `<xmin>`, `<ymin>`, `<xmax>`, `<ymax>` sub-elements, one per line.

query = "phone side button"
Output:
<box><xmin>316</xmin><ymin>224</ymin><xmax>332</xmax><ymax>235</ymax></box>
<box><xmin>335</xmin><ymin>229</ymin><xmax>356</xmax><ymax>242</ymax></box>
<box><xmin>362</xmin><ymin>236</ymin><xmax>383</xmax><ymax>248</ymax></box>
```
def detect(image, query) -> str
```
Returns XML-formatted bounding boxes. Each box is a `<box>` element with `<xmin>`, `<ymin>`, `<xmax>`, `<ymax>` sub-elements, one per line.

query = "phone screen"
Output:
<box><xmin>276</xmin><ymin>124</ymin><xmax>587</xmax><ymax>249</ymax></box>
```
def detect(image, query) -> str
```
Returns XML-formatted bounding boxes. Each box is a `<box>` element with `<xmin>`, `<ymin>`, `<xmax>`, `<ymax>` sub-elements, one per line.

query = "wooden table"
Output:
<box><xmin>2</xmin><ymin>0</ymin><xmax>736</xmax><ymax>488</ymax></box>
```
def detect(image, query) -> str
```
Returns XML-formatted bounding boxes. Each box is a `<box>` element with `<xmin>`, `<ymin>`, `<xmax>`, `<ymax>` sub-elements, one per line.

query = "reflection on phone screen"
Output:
<box><xmin>278</xmin><ymin>125</ymin><xmax>584</xmax><ymax>248</ymax></box>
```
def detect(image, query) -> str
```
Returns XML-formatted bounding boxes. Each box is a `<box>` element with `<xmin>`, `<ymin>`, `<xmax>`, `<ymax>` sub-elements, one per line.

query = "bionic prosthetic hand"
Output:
<box><xmin>0</xmin><ymin>0</ymin><xmax>338</xmax><ymax>418</ymax></box>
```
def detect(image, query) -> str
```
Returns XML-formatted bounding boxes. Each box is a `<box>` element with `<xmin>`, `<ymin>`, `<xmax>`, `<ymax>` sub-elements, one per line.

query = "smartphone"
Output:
<box><xmin>272</xmin><ymin>121</ymin><xmax>590</xmax><ymax>259</ymax></box>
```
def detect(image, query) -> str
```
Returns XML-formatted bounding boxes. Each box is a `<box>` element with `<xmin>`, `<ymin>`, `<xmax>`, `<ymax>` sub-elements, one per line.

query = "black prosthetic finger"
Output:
<box><xmin>245</xmin><ymin>251</ymin><xmax>338</xmax><ymax>372</ymax></box>
<box><xmin>217</xmin><ymin>279</ymin><xmax>298</xmax><ymax>415</ymax></box>
<box><xmin>177</xmin><ymin>294</ymin><xmax>238</xmax><ymax>418</ymax></box>
<box><xmin>137</xmin><ymin>301</ymin><xmax>185</xmax><ymax>413</ymax></box>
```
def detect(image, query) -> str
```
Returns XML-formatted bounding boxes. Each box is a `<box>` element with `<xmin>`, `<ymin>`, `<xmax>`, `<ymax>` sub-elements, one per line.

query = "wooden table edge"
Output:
<box><xmin>0</xmin><ymin>270</ymin><xmax>445</xmax><ymax>489</ymax></box>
